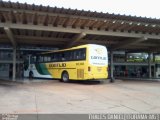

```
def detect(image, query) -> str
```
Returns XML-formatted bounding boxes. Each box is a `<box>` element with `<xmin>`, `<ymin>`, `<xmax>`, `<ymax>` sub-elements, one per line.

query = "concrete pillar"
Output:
<box><xmin>154</xmin><ymin>64</ymin><xmax>156</xmax><ymax>78</ymax></box>
<box><xmin>148</xmin><ymin>52</ymin><xmax>152</xmax><ymax>78</ymax></box>
<box><xmin>125</xmin><ymin>52</ymin><xmax>127</xmax><ymax>62</ymax></box>
<box><xmin>110</xmin><ymin>51</ymin><xmax>114</xmax><ymax>82</ymax></box>
<box><xmin>153</xmin><ymin>54</ymin><xmax>156</xmax><ymax>62</ymax></box>
<box><xmin>28</xmin><ymin>55</ymin><xmax>31</xmax><ymax>66</ymax></box>
<box><xmin>153</xmin><ymin>54</ymin><xmax>156</xmax><ymax>78</ymax></box>
<box><xmin>12</xmin><ymin>48</ymin><xmax>16</xmax><ymax>81</ymax></box>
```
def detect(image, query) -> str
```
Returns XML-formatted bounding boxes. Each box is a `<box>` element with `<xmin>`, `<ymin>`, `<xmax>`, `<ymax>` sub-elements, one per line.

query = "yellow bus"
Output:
<box><xmin>24</xmin><ymin>44</ymin><xmax>108</xmax><ymax>82</ymax></box>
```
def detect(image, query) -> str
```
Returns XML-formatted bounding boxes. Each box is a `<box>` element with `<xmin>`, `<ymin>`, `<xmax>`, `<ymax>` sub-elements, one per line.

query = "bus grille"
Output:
<box><xmin>77</xmin><ymin>69</ymin><xmax>84</xmax><ymax>79</ymax></box>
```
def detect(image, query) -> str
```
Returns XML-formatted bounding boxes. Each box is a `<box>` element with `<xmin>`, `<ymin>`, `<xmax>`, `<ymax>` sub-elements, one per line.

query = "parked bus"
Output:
<box><xmin>24</xmin><ymin>44</ymin><xmax>108</xmax><ymax>82</ymax></box>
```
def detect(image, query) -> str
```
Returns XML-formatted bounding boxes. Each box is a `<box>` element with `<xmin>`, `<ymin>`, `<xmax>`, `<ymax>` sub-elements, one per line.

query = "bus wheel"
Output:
<box><xmin>62</xmin><ymin>72</ymin><xmax>69</xmax><ymax>82</ymax></box>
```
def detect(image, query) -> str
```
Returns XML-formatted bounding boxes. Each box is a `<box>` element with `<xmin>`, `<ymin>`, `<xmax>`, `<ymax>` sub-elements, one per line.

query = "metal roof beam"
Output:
<box><xmin>72</xmin><ymin>18</ymin><xmax>80</xmax><ymax>28</ymax></box>
<box><xmin>53</xmin><ymin>16</ymin><xmax>60</xmax><ymax>26</ymax></box>
<box><xmin>14</xmin><ymin>35</ymin><xmax>117</xmax><ymax>44</ymax></box>
<box><xmin>79</xmin><ymin>40</ymin><xmax>117</xmax><ymax>44</ymax></box>
<box><xmin>63</xmin><ymin>17</ymin><xmax>71</xmax><ymax>27</ymax></box>
<box><xmin>149</xmin><ymin>47</ymin><xmax>160</xmax><ymax>52</ymax></box>
<box><xmin>4</xmin><ymin>27</ymin><xmax>16</xmax><ymax>48</ymax></box>
<box><xmin>17</xmin><ymin>40</ymin><xmax>64</xmax><ymax>44</ymax></box>
<box><xmin>127</xmin><ymin>49</ymin><xmax>150</xmax><ymax>53</ymax></box>
<box><xmin>1</xmin><ymin>23</ymin><xmax>160</xmax><ymax>40</ymax></box>
<box><xmin>132</xmin><ymin>43</ymin><xmax>159</xmax><ymax>47</ymax></box>
<box><xmin>15</xmin><ymin>35</ymin><xmax>70</xmax><ymax>42</ymax></box>
<box><xmin>67</xmin><ymin>32</ymin><xmax>86</xmax><ymax>47</ymax></box>
<box><xmin>1</xmin><ymin>7</ymin><xmax>160</xmax><ymax>28</ymax></box>
<box><xmin>111</xmin><ymin>37</ymin><xmax>148</xmax><ymax>50</ymax></box>
<box><xmin>18</xmin><ymin>41</ymin><xmax>64</xmax><ymax>46</ymax></box>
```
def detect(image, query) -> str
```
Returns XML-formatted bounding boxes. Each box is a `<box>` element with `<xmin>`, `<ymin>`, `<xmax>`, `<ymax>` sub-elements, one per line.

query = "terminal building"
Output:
<box><xmin>0</xmin><ymin>1</ymin><xmax>160</xmax><ymax>81</ymax></box>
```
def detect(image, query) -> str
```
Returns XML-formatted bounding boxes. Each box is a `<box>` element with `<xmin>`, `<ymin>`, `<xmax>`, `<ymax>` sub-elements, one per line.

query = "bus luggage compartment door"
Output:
<box><xmin>77</xmin><ymin>69</ymin><xmax>84</xmax><ymax>79</ymax></box>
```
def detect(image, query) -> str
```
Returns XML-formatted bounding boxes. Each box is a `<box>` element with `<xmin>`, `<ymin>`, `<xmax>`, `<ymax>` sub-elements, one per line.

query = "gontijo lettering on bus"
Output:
<box><xmin>91</xmin><ymin>56</ymin><xmax>107</xmax><ymax>60</ymax></box>
<box><xmin>49</xmin><ymin>63</ymin><xmax>66</xmax><ymax>68</ymax></box>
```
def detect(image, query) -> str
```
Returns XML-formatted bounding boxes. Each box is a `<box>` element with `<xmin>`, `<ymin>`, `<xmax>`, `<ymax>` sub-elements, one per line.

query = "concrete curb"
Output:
<box><xmin>116</xmin><ymin>77</ymin><xmax>160</xmax><ymax>82</ymax></box>
<box><xmin>0</xmin><ymin>79</ymin><xmax>54</xmax><ymax>85</ymax></box>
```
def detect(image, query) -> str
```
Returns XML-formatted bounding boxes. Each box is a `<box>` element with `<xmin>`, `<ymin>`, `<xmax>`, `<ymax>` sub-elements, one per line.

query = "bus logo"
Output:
<box><xmin>95</xmin><ymin>48</ymin><xmax>103</xmax><ymax>55</ymax></box>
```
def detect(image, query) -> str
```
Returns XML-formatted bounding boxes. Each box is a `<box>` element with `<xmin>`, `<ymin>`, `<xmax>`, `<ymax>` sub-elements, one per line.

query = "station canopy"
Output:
<box><xmin>0</xmin><ymin>1</ymin><xmax>160</xmax><ymax>52</ymax></box>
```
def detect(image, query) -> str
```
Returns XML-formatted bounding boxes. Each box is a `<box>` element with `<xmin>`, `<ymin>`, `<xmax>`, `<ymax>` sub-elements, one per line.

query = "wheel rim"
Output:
<box><xmin>63</xmin><ymin>73</ymin><xmax>68</xmax><ymax>82</ymax></box>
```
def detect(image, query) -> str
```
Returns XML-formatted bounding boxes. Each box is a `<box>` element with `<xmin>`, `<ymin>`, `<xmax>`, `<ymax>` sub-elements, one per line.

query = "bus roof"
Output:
<box><xmin>40</xmin><ymin>44</ymin><xmax>105</xmax><ymax>55</ymax></box>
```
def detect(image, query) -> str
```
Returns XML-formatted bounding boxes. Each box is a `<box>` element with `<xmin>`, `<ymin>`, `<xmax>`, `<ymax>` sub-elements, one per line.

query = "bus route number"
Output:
<box><xmin>76</xmin><ymin>63</ymin><xmax>84</xmax><ymax>66</ymax></box>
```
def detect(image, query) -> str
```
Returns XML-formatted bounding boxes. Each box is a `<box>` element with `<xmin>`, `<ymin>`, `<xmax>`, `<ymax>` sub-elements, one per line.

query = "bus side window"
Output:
<box><xmin>54</xmin><ymin>53</ymin><xmax>58</xmax><ymax>61</ymax></box>
<box><xmin>76</xmin><ymin>50</ymin><xmax>80</xmax><ymax>59</ymax></box>
<box><xmin>62</xmin><ymin>53</ymin><xmax>65</xmax><ymax>61</ymax></box>
<box><xmin>58</xmin><ymin>53</ymin><xmax>62</xmax><ymax>61</ymax></box>
<box><xmin>30</xmin><ymin>56</ymin><xmax>37</xmax><ymax>63</ymax></box>
<box><xmin>73</xmin><ymin>51</ymin><xmax>77</xmax><ymax>60</ymax></box>
<box><xmin>66</xmin><ymin>51</ymin><xmax>72</xmax><ymax>61</ymax></box>
<box><xmin>48</xmin><ymin>56</ymin><xmax>51</xmax><ymax>62</ymax></box>
<box><xmin>44</xmin><ymin>56</ymin><xmax>47</xmax><ymax>62</ymax></box>
<box><xmin>69</xmin><ymin>51</ymin><xmax>73</xmax><ymax>60</ymax></box>
<box><xmin>39</xmin><ymin>56</ymin><xmax>43</xmax><ymax>62</ymax></box>
<box><xmin>36</xmin><ymin>56</ymin><xmax>39</xmax><ymax>62</ymax></box>
<box><xmin>65</xmin><ymin>51</ymin><xmax>73</xmax><ymax>61</ymax></box>
<box><xmin>76</xmin><ymin>49</ymin><xmax>84</xmax><ymax>60</ymax></box>
<box><xmin>37</xmin><ymin>56</ymin><xmax>40</xmax><ymax>62</ymax></box>
<box><xmin>64</xmin><ymin>51</ymin><xmax>69</xmax><ymax>61</ymax></box>
<box><xmin>51</xmin><ymin>54</ymin><xmax>55</xmax><ymax>61</ymax></box>
<box><xmin>81</xmin><ymin>48</ymin><xmax>86</xmax><ymax>60</ymax></box>
<box><xmin>33</xmin><ymin>56</ymin><xmax>37</xmax><ymax>63</ymax></box>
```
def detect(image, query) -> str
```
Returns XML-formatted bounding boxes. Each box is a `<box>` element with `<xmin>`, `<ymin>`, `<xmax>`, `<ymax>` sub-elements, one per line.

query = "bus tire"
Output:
<box><xmin>61</xmin><ymin>71</ymin><xmax>69</xmax><ymax>82</ymax></box>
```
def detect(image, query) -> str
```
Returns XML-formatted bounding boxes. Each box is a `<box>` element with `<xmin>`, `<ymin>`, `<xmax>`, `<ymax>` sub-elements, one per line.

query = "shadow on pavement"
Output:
<box><xmin>68</xmin><ymin>80</ymin><xmax>104</xmax><ymax>85</ymax></box>
<box><xmin>0</xmin><ymin>80</ymin><xmax>19</xmax><ymax>87</ymax></box>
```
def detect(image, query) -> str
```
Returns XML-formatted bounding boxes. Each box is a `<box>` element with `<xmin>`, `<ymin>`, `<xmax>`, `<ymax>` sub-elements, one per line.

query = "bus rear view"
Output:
<box><xmin>87</xmin><ymin>44</ymin><xmax>108</xmax><ymax>80</ymax></box>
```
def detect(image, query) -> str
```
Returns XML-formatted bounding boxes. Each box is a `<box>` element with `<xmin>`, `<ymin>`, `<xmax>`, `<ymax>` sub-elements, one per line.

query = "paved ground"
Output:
<box><xmin>0</xmin><ymin>79</ymin><xmax>160</xmax><ymax>114</ymax></box>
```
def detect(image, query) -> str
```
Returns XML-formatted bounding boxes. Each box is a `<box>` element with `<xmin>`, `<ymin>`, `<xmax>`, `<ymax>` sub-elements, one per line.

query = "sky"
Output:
<box><xmin>3</xmin><ymin>0</ymin><xmax>160</xmax><ymax>19</ymax></box>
